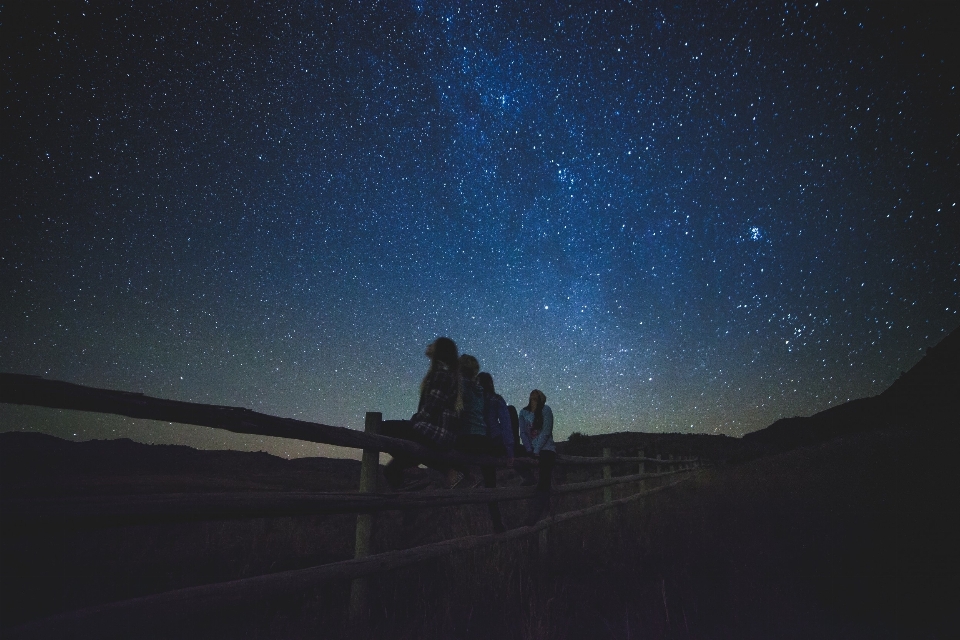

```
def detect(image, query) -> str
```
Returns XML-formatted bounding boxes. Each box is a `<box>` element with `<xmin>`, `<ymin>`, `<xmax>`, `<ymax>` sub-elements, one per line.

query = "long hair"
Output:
<box><xmin>421</xmin><ymin>337</ymin><xmax>462</xmax><ymax>411</ymax></box>
<box><xmin>525</xmin><ymin>389</ymin><xmax>546</xmax><ymax>411</ymax></box>
<box><xmin>527</xmin><ymin>389</ymin><xmax>546</xmax><ymax>433</ymax></box>
<box><xmin>459</xmin><ymin>354</ymin><xmax>480</xmax><ymax>380</ymax></box>
<box><xmin>476</xmin><ymin>371</ymin><xmax>495</xmax><ymax>396</ymax></box>
<box><xmin>431</xmin><ymin>337</ymin><xmax>458</xmax><ymax>369</ymax></box>
<box><xmin>457</xmin><ymin>355</ymin><xmax>481</xmax><ymax>415</ymax></box>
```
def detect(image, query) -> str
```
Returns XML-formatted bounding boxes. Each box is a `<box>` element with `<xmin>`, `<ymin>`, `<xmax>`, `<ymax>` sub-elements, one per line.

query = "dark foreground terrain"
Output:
<box><xmin>1</xmin><ymin>327</ymin><xmax>957</xmax><ymax>638</ymax></box>
<box><xmin>1</xmin><ymin>421</ymin><xmax>956</xmax><ymax>639</ymax></box>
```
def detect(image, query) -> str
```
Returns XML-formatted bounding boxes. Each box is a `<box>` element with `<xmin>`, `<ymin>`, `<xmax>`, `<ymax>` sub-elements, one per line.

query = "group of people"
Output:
<box><xmin>381</xmin><ymin>337</ymin><xmax>556</xmax><ymax>531</ymax></box>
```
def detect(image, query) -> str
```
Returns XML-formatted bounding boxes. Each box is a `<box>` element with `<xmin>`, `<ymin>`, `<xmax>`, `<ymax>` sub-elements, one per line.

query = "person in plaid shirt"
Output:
<box><xmin>383</xmin><ymin>337</ymin><xmax>463</xmax><ymax>489</ymax></box>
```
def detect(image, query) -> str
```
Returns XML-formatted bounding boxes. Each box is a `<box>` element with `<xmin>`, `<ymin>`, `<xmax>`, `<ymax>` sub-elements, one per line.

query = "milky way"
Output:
<box><xmin>2</xmin><ymin>2</ymin><xmax>957</xmax><ymax>458</ymax></box>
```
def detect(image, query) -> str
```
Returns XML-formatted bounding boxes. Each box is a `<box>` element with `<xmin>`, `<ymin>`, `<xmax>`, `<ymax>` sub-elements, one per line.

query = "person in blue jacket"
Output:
<box><xmin>477</xmin><ymin>372</ymin><xmax>515</xmax><ymax>468</ymax></box>
<box><xmin>519</xmin><ymin>389</ymin><xmax>555</xmax><ymax>524</ymax></box>
<box><xmin>453</xmin><ymin>360</ymin><xmax>510</xmax><ymax>532</ymax></box>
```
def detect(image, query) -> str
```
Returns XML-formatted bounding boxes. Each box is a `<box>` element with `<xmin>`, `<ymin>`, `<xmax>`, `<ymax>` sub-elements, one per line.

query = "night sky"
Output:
<box><xmin>2</xmin><ymin>2</ymin><xmax>958</xmax><ymax>459</ymax></box>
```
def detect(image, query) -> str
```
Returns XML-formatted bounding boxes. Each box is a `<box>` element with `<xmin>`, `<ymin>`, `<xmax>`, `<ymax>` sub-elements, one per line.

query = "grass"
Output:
<box><xmin>3</xmin><ymin>424</ymin><xmax>957</xmax><ymax>638</ymax></box>
<box><xmin>349</xmin><ymin>423</ymin><xmax>957</xmax><ymax>639</ymax></box>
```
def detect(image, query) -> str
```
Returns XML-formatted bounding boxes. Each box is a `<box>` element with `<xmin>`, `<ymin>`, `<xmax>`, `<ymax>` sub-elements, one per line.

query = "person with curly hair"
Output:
<box><xmin>382</xmin><ymin>337</ymin><xmax>462</xmax><ymax>490</ymax></box>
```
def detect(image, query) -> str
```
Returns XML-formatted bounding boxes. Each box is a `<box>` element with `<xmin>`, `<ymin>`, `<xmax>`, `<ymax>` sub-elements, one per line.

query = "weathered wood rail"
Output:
<box><xmin>0</xmin><ymin>373</ymin><xmax>673</xmax><ymax>469</ymax></box>
<box><xmin>6</xmin><ymin>475</ymin><xmax>695</xmax><ymax>639</ymax></box>
<box><xmin>2</xmin><ymin>469</ymin><xmax>691</xmax><ymax>527</ymax></box>
<box><xmin>0</xmin><ymin>373</ymin><xmax>702</xmax><ymax>638</ymax></box>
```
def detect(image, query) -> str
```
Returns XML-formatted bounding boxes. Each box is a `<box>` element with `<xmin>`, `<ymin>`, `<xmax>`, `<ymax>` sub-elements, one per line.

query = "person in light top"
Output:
<box><xmin>518</xmin><ymin>389</ymin><xmax>555</xmax><ymax>524</ymax></box>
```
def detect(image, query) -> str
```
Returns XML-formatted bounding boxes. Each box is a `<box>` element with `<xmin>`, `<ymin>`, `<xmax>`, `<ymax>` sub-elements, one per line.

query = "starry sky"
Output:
<box><xmin>2</xmin><ymin>1</ymin><xmax>958</xmax><ymax>459</ymax></box>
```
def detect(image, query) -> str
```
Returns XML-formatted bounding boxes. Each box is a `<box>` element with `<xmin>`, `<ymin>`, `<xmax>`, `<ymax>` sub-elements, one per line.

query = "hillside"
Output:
<box><xmin>557</xmin><ymin>430</ymin><xmax>752</xmax><ymax>462</ymax></box>
<box><xmin>0</xmin><ymin>432</ymin><xmax>362</xmax><ymax>497</ymax></box>
<box><xmin>5</xmin><ymin>415</ymin><xmax>954</xmax><ymax>638</ymax></box>
<box><xmin>567</xmin><ymin>421</ymin><xmax>960</xmax><ymax>639</ymax></box>
<box><xmin>743</xmin><ymin>324</ymin><xmax>960</xmax><ymax>451</ymax></box>
<box><xmin>2</xmin><ymin>327</ymin><xmax>958</xmax><ymax>637</ymax></box>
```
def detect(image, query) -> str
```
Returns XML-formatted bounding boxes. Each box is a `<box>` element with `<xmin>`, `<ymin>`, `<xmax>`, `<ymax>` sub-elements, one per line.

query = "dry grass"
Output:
<box><xmin>3</xmin><ymin>425</ymin><xmax>957</xmax><ymax>638</ymax></box>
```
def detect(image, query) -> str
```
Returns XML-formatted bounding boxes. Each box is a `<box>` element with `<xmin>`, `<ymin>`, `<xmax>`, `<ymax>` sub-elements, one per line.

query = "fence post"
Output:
<box><xmin>349</xmin><ymin>411</ymin><xmax>381</xmax><ymax>622</ymax></box>
<box><xmin>637</xmin><ymin>449</ymin><xmax>645</xmax><ymax>492</ymax></box>
<box><xmin>602</xmin><ymin>447</ymin><xmax>613</xmax><ymax>504</ymax></box>
<box><xmin>538</xmin><ymin>526</ymin><xmax>550</xmax><ymax>573</ymax></box>
<box><xmin>601</xmin><ymin>447</ymin><xmax>615</xmax><ymax>530</ymax></box>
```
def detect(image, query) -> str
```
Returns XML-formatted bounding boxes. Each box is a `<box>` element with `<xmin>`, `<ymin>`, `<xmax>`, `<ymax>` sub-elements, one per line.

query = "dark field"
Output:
<box><xmin>1</xmin><ymin>418</ymin><xmax>957</xmax><ymax>639</ymax></box>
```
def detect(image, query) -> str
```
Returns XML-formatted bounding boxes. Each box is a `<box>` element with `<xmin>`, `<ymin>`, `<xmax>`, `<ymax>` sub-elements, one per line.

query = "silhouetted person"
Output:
<box><xmin>509</xmin><ymin>403</ymin><xmax>536</xmax><ymax>485</ymax></box>
<box><xmin>451</xmin><ymin>354</ymin><xmax>485</xmax><ymax>489</ymax></box>
<box><xmin>382</xmin><ymin>337</ymin><xmax>461</xmax><ymax>490</ymax></box>
<box><xmin>508</xmin><ymin>404</ymin><xmax>521</xmax><ymax>456</ymax></box>
<box><xmin>520</xmin><ymin>389</ymin><xmax>555</xmax><ymax>525</ymax></box>
<box><xmin>452</xmin><ymin>357</ymin><xmax>513</xmax><ymax>532</ymax></box>
<box><xmin>509</xmin><ymin>403</ymin><xmax>536</xmax><ymax>486</ymax></box>
<box><xmin>477</xmin><ymin>372</ymin><xmax>515</xmax><ymax>467</ymax></box>
<box><xmin>470</xmin><ymin>371</ymin><xmax>513</xmax><ymax>532</ymax></box>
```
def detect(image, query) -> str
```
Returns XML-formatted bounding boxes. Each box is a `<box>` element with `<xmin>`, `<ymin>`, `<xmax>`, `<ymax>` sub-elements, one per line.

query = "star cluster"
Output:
<box><xmin>2</xmin><ymin>2</ymin><xmax>957</xmax><ymax>458</ymax></box>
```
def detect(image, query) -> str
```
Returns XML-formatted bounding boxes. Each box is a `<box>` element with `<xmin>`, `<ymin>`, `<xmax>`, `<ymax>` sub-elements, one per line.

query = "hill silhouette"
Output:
<box><xmin>0</xmin><ymin>431</ymin><xmax>361</xmax><ymax>497</ymax></box>
<box><xmin>2</xmin><ymin>327</ymin><xmax>958</xmax><ymax>637</ymax></box>
<box><xmin>742</xmin><ymin>324</ymin><xmax>959</xmax><ymax>451</ymax></box>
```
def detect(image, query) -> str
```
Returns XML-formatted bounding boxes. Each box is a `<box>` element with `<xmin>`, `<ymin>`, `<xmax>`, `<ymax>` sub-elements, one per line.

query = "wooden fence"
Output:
<box><xmin>0</xmin><ymin>373</ymin><xmax>701</xmax><ymax>638</ymax></box>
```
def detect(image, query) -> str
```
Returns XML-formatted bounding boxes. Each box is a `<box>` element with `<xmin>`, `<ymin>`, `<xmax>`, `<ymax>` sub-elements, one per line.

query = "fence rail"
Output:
<box><xmin>1</xmin><ymin>373</ymin><xmax>703</xmax><ymax>637</ymax></box>
<box><xmin>1</xmin><ymin>468</ymin><xmax>694</xmax><ymax>527</ymax></box>
<box><xmin>7</xmin><ymin>475</ymin><xmax>696</xmax><ymax>640</ymax></box>
<box><xmin>0</xmin><ymin>373</ymin><xmax>681</xmax><ymax>468</ymax></box>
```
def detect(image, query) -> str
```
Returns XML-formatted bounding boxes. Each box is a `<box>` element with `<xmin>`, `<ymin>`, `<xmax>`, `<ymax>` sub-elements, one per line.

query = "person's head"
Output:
<box><xmin>528</xmin><ymin>389</ymin><xmax>546</xmax><ymax>411</ymax></box>
<box><xmin>477</xmin><ymin>371</ymin><xmax>495</xmax><ymax>395</ymax></box>
<box><xmin>459</xmin><ymin>354</ymin><xmax>480</xmax><ymax>380</ymax></box>
<box><xmin>427</xmin><ymin>337</ymin><xmax>458</xmax><ymax>370</ymax></box>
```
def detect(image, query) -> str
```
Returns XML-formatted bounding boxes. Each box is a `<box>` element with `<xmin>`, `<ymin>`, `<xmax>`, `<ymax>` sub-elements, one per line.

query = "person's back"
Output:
<box><xmin>461</xmin><ymin>366</ymin><xmax>508</xmax><ymax>532</ymax></box>
<box><xmin>483</xmin><ymin>391</ymin><xmax>514</xmax><ymax>453</ymax></box>
<box><xmin>415</xmin><ymin>364</ymin><xmax>460</xmax><ymax>441</ymax></box>
<box><xmin>382</xmin><ymin>337</ymin><xmax>461</xmax><ymax>491</ymax></box>
<box><xmin>508</xmin><ymin>404</ymin><xmax>523</xmax><ymax>455</ymax></box>
<box><xmin>459</xmin><ymin>377</ymin><xmax>486</xmax><ymax>437</ymax></box>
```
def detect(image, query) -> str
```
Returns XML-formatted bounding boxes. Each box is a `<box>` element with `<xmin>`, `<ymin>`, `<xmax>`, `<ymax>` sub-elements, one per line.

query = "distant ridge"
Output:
<box><xmin>743</xmin><ymin>324</ymin><xmax>960</xmax><ymax>450</ymax></box>
<box><xmin>556</xmin><ymin>430</ymin><xmax>745</xmax><ymax>462</ymax></box>
<box><xmin>0</xmin><ymin>431</ymin><xmax>361</xmax><ymax>496</ymax></box>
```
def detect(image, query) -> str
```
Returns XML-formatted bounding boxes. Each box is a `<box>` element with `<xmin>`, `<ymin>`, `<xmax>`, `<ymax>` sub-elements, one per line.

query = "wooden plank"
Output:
<box><xmin>558</xmin><ymin>453</ymin><xmax>679</xmax><ymax>465</ymax></box>
<box><xmin>7</xmin><ymin>472</ymin><xmax>700</xmax><ymax>639</ymax></box>
<box><xmin>1</xmin><ymin>469</ymin><xmax>698</xmax><ymax>527</ymax></box>
<box><xmin>349</xmin><ymin>412</ymin><xmax>380</xmax><ymax>620</ymax></box>
<box><xmin>0</xmin><ymin>373</ymin><xmax>530</xmax><ymax>467</ymax></box>
<box><xmin>602</xmin><ymin>447</ymin><xmax>613</xmax><ymax>504</ymax></box>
